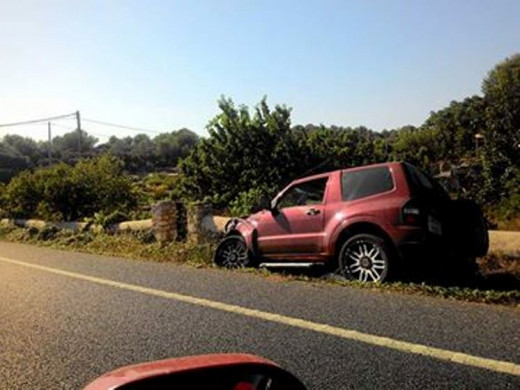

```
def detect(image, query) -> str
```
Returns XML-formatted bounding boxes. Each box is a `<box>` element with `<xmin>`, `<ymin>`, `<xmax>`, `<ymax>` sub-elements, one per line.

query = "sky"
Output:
<box><xmin>1</xmin><ymin>0</ymin><xmax>519</xmax><ymax>141</ymax></box>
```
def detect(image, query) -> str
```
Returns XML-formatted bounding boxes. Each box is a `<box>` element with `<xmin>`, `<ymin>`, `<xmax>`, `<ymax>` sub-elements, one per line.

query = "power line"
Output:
<box><xmin>0</xmin><ymin>113</ymin><xmax>76</xmax><ymax>128</ymax></box>
<box><xmin>49</xmin><ymin>123</ymin><xmax>110</xmax><ymax>140</ymax></box>
<box><xmin>0</xmin><ymin>113</ymin><xmax>166</xmax><ymax>140</ymax></box>
<box><xmin>51</xmin><ymin>122</ymin><xmax>76</xmax><ymax>131</ymax></box>
<box><xmin>82</xmin><ymin>118</ymin><xmax>163</xmax><ymax>134</ymax></box>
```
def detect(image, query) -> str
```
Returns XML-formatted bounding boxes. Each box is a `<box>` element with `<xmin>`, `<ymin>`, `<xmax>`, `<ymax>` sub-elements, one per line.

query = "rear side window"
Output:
<box><xmin>341</xmin><ymin>166</ymin><xmax>394</xmax><ymax>201</ymax></box>
<box><xmin>403</xmin><ymin>163</ymin><xmax>449</xmax><ymax>199</ymax></box>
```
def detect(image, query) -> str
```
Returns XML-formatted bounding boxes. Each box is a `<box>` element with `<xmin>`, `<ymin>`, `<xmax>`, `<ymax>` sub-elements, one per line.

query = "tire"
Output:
<box><xmin>449</xmin><ymin>200</ymin><xmax>489</xmax><ymax>257</ymax></box>
<box><xmin>338</xmin><ymin>234</ymin><xmax>394</xmax><ymax>283</ymax></box>
<box><xmin>214</xmin><ymin>235</ymin><xmax>252</xmax><ymax>268</ymax></box>
<box><xmin>451</xmin><ymin>257</ymin><xmax>479</xmax><ymax>281</ymax></box>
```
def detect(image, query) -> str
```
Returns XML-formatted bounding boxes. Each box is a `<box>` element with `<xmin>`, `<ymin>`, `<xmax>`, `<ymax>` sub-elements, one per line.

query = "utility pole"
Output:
<box><xmin>47</xmin><ymin>122</ymin><xmax>52</xmax><ymax>163</ymax></box>
<box><xmin>76</xmin><ymin>110</ymin><xmax>82</xmax><ymax>156</ymax></box>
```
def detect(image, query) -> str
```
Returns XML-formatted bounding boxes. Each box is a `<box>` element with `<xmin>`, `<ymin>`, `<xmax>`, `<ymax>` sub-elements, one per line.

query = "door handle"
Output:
<box><xmin>306</xmin><ymin>208</ymin><xmax>320</xmax><ymax>216</ymax></box>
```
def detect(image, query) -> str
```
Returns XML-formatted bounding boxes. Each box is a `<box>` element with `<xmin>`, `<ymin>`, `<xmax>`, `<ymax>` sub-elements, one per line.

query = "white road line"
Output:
<box><xmin>1</xmin><ymin>255</ymin><xmax>519</xmax><ymax>377</ymax></box>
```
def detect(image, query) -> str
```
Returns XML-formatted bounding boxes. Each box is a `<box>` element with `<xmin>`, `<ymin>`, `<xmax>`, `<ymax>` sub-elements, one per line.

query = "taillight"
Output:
<box><xmin>402</xmin><ymin>200</ymin><xmax>422</xmax><ymax>225</ymax></box>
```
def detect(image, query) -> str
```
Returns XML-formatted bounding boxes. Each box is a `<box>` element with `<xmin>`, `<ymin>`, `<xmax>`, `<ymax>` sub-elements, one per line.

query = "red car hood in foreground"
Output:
<box><xmin>84</xmin><ymin>354</ymin><xmax>277</xmax><ymax>390</ymax></box>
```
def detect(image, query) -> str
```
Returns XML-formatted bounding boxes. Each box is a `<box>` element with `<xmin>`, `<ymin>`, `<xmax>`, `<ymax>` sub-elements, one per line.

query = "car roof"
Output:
<box><xmin>342</xmin><ymin>161</ymin><xmax>402</xmax><ymax>173</ymax></box>
<box><xmin>293</xmin><ymin>162</ymin><xmax>402</xmax><ymax>183</ymax></box>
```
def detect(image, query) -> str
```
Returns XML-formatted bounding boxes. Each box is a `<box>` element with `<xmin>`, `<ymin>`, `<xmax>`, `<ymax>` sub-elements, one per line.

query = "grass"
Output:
<box><xmin>492</xmin><ymin>215</ymin><xmax>520</xmax><ymax>232</ymax></box>
<box><xmin>0</xmin><ymin>225</ymin><xmax>518</xmax><ymax>307</ymax></box>
<box><xmin>478</xmin><ymin>252</ymin><xmax>520</xmax><ymax>277</ymax></box>
<box><xmin>0</xmin><ymin>225</ymin><xmax>215</xmax><ymax>268</ymax></box>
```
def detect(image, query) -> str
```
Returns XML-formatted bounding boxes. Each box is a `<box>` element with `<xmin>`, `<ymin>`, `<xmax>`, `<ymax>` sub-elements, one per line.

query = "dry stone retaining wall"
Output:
<box><xmin>187</xmin><ymin>203</ymin><xmax>217</xmax><ymax>243</ymax></box>
<box><xmin>151</xmin><ymin>201</ymin><xmax>177</xmax><ymax>246</ymax></box>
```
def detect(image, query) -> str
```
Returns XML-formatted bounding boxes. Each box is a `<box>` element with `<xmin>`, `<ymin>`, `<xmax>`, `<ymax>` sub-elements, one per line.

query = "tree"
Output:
<box><xmin>479</xmin><ymin>54</ymin><xmax>520</xmax><ymax>205</ymax></box>
<box><xmin>102</xmin><ymin>130</ymin><xmax>199</xmax><ymax>172</ymax></box>
<box><xmin>52</xmin><ymin>130</ymin><xmax>98</xmax><ymax>160</ymax></box>
<box><xmin>1</xmin><ymin>135</ymin><xmax>44</xmax><ymax>165</ymax></box>
<box><xmin>482</xmin><ymin>54</ymin><xmax>520</xmax><ymax>165</ymax></box>
<box><xmin>0</xmin><ymin>143</ymin><xmax>31</xmax><ymax>182</ymax></box>
<box><xmin>423</xmin><ymin>96</ymin><xmax>487</xmax><ymax>161</ymax></box>
<box><xmin>154</xmin><ymin>128</ymin><xmax>199</xmax><ymax>168</ymax></box>
<box><xmin>390</xmin><ymin>125</ymin><xmax>439</xmax><ymax>170</ymax></box>
<box><xmin>179</xmin><ymin>97</ymin><xmax>307</xmax><ymax>207</ymax></box>
<box><xmin>302</xmin><ymin>126</ymin><xmax>383</xmax><ymax>174</ymax></box>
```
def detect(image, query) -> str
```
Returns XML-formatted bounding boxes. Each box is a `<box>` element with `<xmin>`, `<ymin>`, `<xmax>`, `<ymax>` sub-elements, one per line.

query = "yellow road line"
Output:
<box><xmin>1</xmin><ymin>255</ymin><xmax>519</xmax><ymax>377</ymax></box>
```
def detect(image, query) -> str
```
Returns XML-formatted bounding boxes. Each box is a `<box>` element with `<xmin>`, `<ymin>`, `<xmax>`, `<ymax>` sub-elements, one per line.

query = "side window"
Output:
<box><xmin>405</xmin><ymin>163</ymin><xmax>433</xmax><ymax>190</ymax></box>
<box><xmin>403</xmin><ymin>163</ymin><xmax>449</xmax><ymax>199</ymax></box>
<box><xmin>278</xmin><ymin>178</ymin><xmax>328</xmax><ymax>209</ymax></box>
<box><xmin>342</xmin><ymin>166</ymin><xmax>394</xmax><ymax>201</ymax></box>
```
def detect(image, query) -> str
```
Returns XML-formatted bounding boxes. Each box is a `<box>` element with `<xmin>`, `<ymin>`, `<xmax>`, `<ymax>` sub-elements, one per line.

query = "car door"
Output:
<box><xmin>256</xmin><ymin>176</ymin><xmax>329</xmax><ymax>255</ymax></box>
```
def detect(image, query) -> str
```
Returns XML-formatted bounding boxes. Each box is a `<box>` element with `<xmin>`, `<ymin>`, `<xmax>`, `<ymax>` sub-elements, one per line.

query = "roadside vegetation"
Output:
<box><xmin>0</xmin><ymin>54</ymin><xmax>519</xmax><ymax>305</ymax></box>
<box><xmin>0</xmin><ymin>128</ymin><xmax>199</xmax><ymax>181</ymax></box>
<box><xmin>0</xmin><ymin>225</ymin><xmax>518</xmax><ymax>307</ymax></box>
<box><xmin>0</xmin><ymin>225</ymin><xmax>214</xmax><ymax>267</ymax></box>
<box><xmin>1</xmin><ymin>54</ymin><xmax>520</xmax><ymax>228</ymax></box>
<box><xmin>178</xmin><ymin>54</ymin><xmax>520</xmax><ymax>225</ymax></box>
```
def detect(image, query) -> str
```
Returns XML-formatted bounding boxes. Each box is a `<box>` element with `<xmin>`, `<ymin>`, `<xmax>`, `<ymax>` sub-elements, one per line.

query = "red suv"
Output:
<box><xmin>214</xmin><ymin>162</ymin><xmax>488</xmax><ymax>282</ymax></box>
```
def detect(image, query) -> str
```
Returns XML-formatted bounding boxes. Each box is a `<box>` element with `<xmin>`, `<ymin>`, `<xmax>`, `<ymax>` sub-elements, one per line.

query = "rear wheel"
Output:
<box><xmin>214</xmin><ymin>235</ymin><xmax>252</xmax><ymax>268</ymax></box>
<box><xmin>338</xmin><ymin>234</ymin><xmax>392</xmax><ymax>282</ymax></box>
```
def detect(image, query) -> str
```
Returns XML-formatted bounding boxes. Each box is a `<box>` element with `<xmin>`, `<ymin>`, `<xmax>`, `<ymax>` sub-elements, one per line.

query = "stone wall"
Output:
<box><xmin>0</xmin><ymin>218</ymin><xmax>155</xmax><ymax>234</ymax></box>
<box><xmin>175</xmin><ymin>202</ymin><xmax>188</xmax><ymax>241</ymax></box>
<box><xmin>0</xmin><ymin>202</ymin><xmax>230</xmax><ymax>245</ymax></box>
<box><xmin>187</xmin><ymin>203</ymin><xmax>216</xmax><ymax>244</ymax></box>
<box><xmin>151</xmin><ymin>201</ymin><xmax>177</xmax><ymax>246</ymax></box>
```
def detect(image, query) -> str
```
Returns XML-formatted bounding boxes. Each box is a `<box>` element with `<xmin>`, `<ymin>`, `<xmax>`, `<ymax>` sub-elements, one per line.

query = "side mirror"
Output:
<box><xmin>84</xmin><ymin>354</ymin><xmax>307</xmax><ymax>390</ymax></box>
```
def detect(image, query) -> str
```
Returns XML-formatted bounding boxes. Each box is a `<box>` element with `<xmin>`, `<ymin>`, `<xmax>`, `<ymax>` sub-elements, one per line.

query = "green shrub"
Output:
<box><xmin>133</xmin><ymin>173</ymin><xmax>183</xmax><ymax>206</ymax></box>
<box><xmin>93</xmin><ymin>210</ymin><xmax>130</xmax><ymax>229</ymax></box>
<box><xmin>1</xmin><ymin>155</ymin><xmax>137</xmax><ymax>221</ymax></box>
<box><xmin>37</xmin><ymin>226</ymin><xmax>60</xmax><ymax>241</ymax></box>
<box><xmin>134</xmin><ymin>229</ymin><xmax>156</xmax><ymax>244</ymax></box>
<box><xmin>24</xmin><ymin>227</ymin><xmax>39</xmax><ymax>239</ymax></box>
<box><xmin>229</xmin><ymin>187</ymin><xmax>271</xmax><ymax>217</ymax></box>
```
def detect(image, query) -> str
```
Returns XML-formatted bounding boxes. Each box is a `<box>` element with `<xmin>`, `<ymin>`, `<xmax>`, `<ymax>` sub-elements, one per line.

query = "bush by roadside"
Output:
<box><xmin>0</xmin><ymin>155</ymin><xmax>137</xmax><ymax>222</ymax></box>
<box><xmin>479</xmin><ymin>253</ymin><xmax>520</xmax><ymax>277</ymax></box>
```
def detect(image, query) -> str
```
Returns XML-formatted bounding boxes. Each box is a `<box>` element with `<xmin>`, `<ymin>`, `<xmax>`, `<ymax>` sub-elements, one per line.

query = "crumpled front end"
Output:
<box><xmin>224</xmin><ymin>217</ymin><xmax>258</xmax><ymax>255</ymax></box>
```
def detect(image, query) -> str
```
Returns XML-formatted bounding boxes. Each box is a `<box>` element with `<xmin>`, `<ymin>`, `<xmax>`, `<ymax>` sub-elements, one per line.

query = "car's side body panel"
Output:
<box><xmin>255</xmin><ymin>172</ymin><xmax>331</xmax><ymax>256</ymax></box>
<box><xmin>256</xmin><ymin>205</ymin><xmax>326</xmax><ymax>254</ymax></box>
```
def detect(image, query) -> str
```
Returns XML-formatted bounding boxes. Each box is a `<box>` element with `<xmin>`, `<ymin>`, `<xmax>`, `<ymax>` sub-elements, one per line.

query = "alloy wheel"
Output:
<box><xmin>342</xmin><ymin>239</ymin><xmax>388</xmax><ymax>282</ymax></box>
<box><xmin>215</xmin><ymin>237</ymin><xmax>249</xmax><ymax>268</ymax></box>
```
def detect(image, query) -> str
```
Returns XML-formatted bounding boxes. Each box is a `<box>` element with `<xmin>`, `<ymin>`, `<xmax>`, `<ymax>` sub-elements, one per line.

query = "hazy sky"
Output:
<box><xmin>1</xmin><ymin>0</ymin><xmax>519</xmax><ymax>141</ymax></box>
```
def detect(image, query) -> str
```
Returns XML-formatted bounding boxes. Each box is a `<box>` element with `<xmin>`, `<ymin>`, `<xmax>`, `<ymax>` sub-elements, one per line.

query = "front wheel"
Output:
<box><xmin>338</xmin><ymin>234</ymin><xmax>392</xmax><ymax>283</ymax></box>
<box><xmin>214</xmin><ymin>235</ymin><xmax>252</xmax><ymax>268</ymax></box>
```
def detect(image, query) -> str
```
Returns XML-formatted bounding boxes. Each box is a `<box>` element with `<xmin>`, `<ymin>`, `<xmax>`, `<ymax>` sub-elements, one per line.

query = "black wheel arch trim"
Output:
<box><xmin>224</xmin><ymin>218</ymin><xmax>260</xmax><ymax>259</ymax></box>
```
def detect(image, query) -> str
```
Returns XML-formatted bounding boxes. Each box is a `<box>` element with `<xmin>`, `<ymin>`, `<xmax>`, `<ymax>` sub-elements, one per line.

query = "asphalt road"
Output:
<box><xmin>0</xmin><ymin>242</ymin><xmax>519</xmax><ymax>389</ymax></box>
